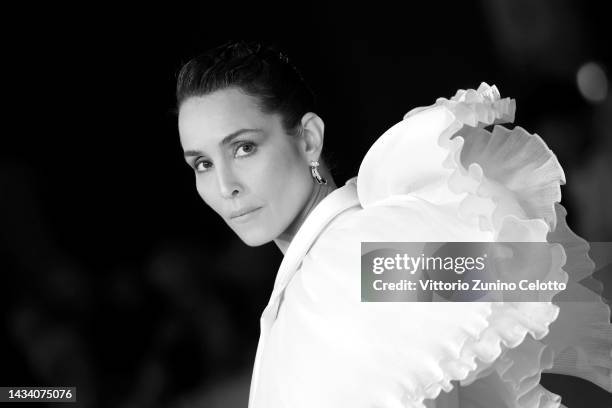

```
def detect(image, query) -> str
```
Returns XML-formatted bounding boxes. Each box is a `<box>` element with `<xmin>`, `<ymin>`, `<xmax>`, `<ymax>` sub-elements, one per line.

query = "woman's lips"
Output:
<box><xmin>229</xmin><ymin>207</ymin><xmax>262</xmax><ymax>222</ymax></box>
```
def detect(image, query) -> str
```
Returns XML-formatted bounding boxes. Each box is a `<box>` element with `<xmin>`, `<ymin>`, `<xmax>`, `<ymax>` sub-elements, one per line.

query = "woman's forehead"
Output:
<box><xmin>181</xmin><ymin>92</ymin><xmax>271</xmax><ymax>139</ymax></box>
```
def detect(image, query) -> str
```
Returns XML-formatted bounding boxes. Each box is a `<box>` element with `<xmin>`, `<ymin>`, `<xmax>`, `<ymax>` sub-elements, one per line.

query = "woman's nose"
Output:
<box><xmin>216</xmin><ymin>164</ymin><xmax>243</xmax><ymax>199</ymax></box>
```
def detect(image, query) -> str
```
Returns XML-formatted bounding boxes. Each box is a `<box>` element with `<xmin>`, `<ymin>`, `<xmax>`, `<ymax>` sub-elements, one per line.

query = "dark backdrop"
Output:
<box><xmin>2</xmin><ymin>1</ymin><xmax>611</xmax><ymax>407</ymax></box>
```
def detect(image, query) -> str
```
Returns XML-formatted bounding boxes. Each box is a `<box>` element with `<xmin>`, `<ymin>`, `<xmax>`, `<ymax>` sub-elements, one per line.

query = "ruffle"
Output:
<box><xmin>404</xmin><ymin>83</ymin><xmax>516</xmax><ymax>128</ymax></box>
<box><xmin>356</xmin><ymin>83</ymin><xmax>611</xmax><ymax>407</ymax></box>
<box><xmin>543</xmin><ymin>203</ymin><xmax>612</xmax><ymax>392</ymax></box>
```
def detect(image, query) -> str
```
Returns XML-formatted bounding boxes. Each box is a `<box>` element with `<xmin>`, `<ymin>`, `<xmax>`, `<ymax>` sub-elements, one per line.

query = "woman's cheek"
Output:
<box><xmin>196</xmin><ymin>179</ymin><xmax>216</xmax><ymax>208</ymax></box>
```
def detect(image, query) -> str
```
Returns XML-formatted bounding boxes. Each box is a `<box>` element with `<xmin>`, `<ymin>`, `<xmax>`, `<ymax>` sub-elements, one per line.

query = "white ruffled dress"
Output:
<box><xmin>247</xmin><ymin>83</ymin><xmax>612</xmax><ymax>408</ymax></box>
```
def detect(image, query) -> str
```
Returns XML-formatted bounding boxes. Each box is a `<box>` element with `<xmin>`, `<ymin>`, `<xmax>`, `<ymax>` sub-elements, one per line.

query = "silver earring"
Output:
<box><xmin>309</xmin><ymin>160</ymin><xmax>327</xmax><ymax>185</ymax></box>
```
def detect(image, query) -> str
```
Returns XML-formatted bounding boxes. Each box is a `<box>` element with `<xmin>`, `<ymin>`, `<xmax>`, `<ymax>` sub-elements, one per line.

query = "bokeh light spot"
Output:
<box><xmin>576</xmin><ymin>62</ymin><xmax>608</xmax><ymax>103</ymax></box>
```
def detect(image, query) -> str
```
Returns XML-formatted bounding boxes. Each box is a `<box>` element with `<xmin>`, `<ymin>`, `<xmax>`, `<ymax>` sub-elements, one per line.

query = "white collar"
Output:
<box><xmin>263</xmin><ymin>177</ymin><xmax>361</xmax><ymax>321</ymax></box>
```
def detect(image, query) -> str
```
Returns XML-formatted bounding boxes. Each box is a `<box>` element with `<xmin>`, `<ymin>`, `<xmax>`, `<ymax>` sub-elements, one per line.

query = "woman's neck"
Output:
<box><xmin>274</xmin><ymin>179</ymin><xmax>337</xmax><ymax>255</ymax></box>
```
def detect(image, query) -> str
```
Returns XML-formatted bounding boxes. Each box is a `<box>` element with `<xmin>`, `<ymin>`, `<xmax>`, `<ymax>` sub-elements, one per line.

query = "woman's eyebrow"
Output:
<box><xmin>183</xmin><ymin>128</ymin><xmax>264</xmax><ymax>158</ymax></box>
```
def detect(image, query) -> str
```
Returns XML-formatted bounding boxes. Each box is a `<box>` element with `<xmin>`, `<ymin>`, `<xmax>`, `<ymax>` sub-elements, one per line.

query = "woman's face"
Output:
<box><xmin>178</xmin><ymin>87</ymin><xmax>314</xmax><ymax>246</ymax></box>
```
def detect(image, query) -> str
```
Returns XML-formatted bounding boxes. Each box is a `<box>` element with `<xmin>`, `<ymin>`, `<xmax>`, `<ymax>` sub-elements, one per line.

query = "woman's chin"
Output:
<box><xmin>235</xmin><ymin>229</ymin><xmax>273</xmax><ymax>247</ymax></box>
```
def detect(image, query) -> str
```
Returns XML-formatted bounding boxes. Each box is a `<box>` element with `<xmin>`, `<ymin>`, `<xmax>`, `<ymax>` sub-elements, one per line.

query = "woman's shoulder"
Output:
<box><xmin>315</xmin><ymin>198</ymin><xmax>471</xmax><ymax>248</ymax></box>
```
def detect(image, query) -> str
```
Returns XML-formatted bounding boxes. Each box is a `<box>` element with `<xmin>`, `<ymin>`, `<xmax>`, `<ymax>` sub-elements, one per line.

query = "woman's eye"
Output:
<box><xmin>193</xmin><ymin>143</ymin><xmax>255</xmax><ymax>173</ymax></box>
<box><xmin>195</xmin><ymin>160</ymin><xmax>212</xmax><ymax>173</ymax></box>
<box><xmin>235</xmin><ymin>142</ymin><xmax>256</xmax><ymax>158</ymax></box>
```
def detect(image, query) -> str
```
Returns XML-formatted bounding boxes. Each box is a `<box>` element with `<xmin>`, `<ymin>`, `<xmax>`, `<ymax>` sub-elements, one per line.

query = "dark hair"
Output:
<box><xmin>175</xmin><ymin>41</ymin><xmax>317</xmax><ymax>137</ymax></box>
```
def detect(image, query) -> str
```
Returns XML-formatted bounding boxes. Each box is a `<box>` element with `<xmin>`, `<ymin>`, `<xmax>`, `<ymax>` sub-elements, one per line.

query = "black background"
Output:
<box><xmin>2</xmin><ymin>1</ymin><xmax>611</xmax><ymax>407</ymax></box>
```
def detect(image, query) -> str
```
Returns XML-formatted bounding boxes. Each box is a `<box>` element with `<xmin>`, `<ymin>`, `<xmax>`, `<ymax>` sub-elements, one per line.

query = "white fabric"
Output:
<box><xmin>248</xmin><ymin>83</ymin><xmax>612</xmax><ymax>408</ymax></box>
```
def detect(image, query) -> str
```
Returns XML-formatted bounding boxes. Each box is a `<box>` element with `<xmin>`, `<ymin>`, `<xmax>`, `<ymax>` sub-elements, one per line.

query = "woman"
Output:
<box><xmin>176</xmin><ymin>41</ymin><xmax>611</xmax><ymax>407</ymax></box>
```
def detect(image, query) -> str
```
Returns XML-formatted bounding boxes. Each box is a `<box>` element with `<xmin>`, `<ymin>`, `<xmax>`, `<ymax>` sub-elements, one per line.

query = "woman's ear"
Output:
<box><xmin>298</xmin><ymin>112</ymin><xmax>325</xmax><ymax>161</ymax></box>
